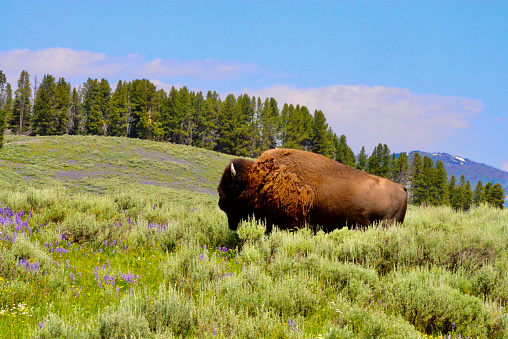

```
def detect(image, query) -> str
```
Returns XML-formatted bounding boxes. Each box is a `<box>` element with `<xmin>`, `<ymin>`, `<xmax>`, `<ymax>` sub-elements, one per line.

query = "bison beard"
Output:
<box><xmin>218</xmin><ymin>148</ymin><xmax>407</xmax><ymax>233</ymax></box>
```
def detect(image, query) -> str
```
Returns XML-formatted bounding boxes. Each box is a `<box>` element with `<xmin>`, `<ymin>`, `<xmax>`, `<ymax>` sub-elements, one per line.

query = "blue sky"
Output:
<box><xmin>1</xmin><ymin>1</ymin><xmax>507</xmax><ymax>170</ymax></box>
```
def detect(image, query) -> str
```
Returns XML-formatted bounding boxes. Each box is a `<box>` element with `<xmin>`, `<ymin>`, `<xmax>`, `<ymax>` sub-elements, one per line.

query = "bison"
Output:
<box><xmin>218</xmin><ymin>148</ymin><xmax>407</xmax><ymax>233</ymax></box>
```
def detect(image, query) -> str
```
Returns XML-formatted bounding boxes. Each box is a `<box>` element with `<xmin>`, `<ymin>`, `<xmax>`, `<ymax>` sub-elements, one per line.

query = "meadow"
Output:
<box><xmin>1</xmin><ymin>135</ymin><xmax>508</xmax><ymax>338</ymax></box>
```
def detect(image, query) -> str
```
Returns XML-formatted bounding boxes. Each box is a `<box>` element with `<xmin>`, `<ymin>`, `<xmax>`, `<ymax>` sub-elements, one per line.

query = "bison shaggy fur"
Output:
<box><xmin>218</xmin><ymin>148</ymin><xmax>407</xmax><ymax>233</ymax></box>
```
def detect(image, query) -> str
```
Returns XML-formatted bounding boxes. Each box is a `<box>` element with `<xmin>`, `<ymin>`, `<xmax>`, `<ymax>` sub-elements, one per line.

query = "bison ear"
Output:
<box><xmin>230</xmin><ymin>163</ymin><xmax>237</xmax><ymax>180</ymax></box>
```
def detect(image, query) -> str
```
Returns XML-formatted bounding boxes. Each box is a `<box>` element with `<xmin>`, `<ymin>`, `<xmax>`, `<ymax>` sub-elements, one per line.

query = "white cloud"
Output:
<box><xmin>0</xmin><ymin>48</ymin><xmax>112</xmax><ymax>80</ymax></box>
<box><xmin>0</xmin><ymin>48</ymin><xmax>259</xmax><ymax>86</ymax></box>
<box><xmin>247</xmin><ymin>85</ymin><xmax>483</xmax><ymax>153</ymax></box>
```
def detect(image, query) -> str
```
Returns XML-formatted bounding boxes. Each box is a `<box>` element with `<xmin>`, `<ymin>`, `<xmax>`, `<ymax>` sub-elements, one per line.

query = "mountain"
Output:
<box><xmin>410</xmin><ymin>151</ymin><xmax>508</xmax><ymax>199</ymax></box>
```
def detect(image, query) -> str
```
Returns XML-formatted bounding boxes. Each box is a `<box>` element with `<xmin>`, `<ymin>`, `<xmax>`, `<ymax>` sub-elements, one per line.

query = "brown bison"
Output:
<box><xmin>218</xmin><ymin>148</ymin><xmax>407</xmax><ymax>233</ymax></box>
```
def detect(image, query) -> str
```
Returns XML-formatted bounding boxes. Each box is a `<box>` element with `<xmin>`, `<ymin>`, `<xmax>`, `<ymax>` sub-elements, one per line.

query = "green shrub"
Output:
<box><xmin>98</xmin><ymin>297</ymin><xmax>152</xmax><ymax>339</ymax></box>
<box><xmin>140</xmin><ymin>283</ymin><xmax>196</xmax><ymax>336</ymax></box>
<box><xmin>386</xmin><ymin>268</ymin><xmax>493</xmax><ymax>337</ymax></box>
<box><xmin>31</xmin><ymin>312</ymin><xmax>92</xmax><ymax>339</ymax></box>
<box><xmin>61</xmin><ymin>212</ymin><xmax>102</xmax><ymax>244</ymax></box>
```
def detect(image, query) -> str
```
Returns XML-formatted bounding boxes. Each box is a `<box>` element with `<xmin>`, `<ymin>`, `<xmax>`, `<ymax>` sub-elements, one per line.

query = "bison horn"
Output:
<box><xmin>230</xmin><ymin>163</ymin><xmax>237</xmax><ymax>179</ymax></box>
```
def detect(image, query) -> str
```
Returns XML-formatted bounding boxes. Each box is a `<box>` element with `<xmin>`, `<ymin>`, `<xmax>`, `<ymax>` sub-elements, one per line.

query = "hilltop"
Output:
<box><xmin>0</xmin><ymin>134</ymin><xmax>234</xmax><ymax>205</ymax></box>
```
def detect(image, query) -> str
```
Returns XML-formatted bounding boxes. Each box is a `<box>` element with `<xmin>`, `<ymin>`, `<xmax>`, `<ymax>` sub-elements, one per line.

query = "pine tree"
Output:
<box><xmin>297</xmin><ymin>106</ymin><xmax>313</xmax><ymax>151</ymax></box>
<box><xmin>67</xmin><ymin>88</ymin><xmax>81</xmax><ymax>135</ymax></box>
<box><xmin>97</xmin><ymin>79</ymin><xmax>111</xmax><ymax>135</ymax></box>
<box><xmin>381</xmin><ymin>145</ymin><xmax>391</xmax><ymax>178</ymax></box>
<box><xmin>356</xmin><ymin>146</ymin><xmax>368</xmax><ymax>171</ymax></box>
<box><xmin>128</xmin><ymin>79</ymin><xmax>156</xmax><ymax>139</ymax></box>
<box><xmin>160</xmin><ymin>86</ymin><xmax>180</xmax><ymax>142</ymax></box>
<box><xmin>82</xmin><ymin>78</ymin><xmax>102</xmax><ymax>135</ymax></box>
<box><xmin>279</xmin><ymin>103</ymin><xmax>291</xmax><ymax>148</ymax></box>
<box><xmin>472</xmin><ymin>181</ymin><xmax>485</xmax><ymax>206</ymax></box>
<box><xmin>311</xmin><ymin>110</ymin><xmax>331</xmax><ymax>157</ymax></box>
<box><xmin>236</xmin><ymin>94</ymin><xmax>257</xmax><ymax>156</ymax></box>
<box><xmin>366</xmin><ymin>144</ymin><xmax>390</xmax><ymax>177</ymax></box>
<box><xmin>449</xmin><ymin>175</ymin><xmax>463</xmax><ymax>210</ymax></box>
<box><xmin>32</xmin><ymin>74</ymin><xmax>57</xmax><ymax>135</ymax></box>
<box><xmin>109</xmin><ymin>81</ymin><xmax>129</xmax><ymax>137</ymax></box>
<box><xmin>54</xmin><ymin>78</ymin><xmax>71</xmax><ymax>134</ymax></box>
<box><xmin>335</xmin><ymin>134</ymin><xmax>356</xmax><ymax>166</ymax></box>
<box><xmin>177</xmin><ymin>86</ymin><xmax>195</xmax><ymax>145</ymax></box>
<box><xmin>281</xmin><ymin>104</ymin><xmax>312</xmax><ymax>151</ymax></box>
<box><xmin>189</xmin><ymin>90</ymin><xmax>204</xmax><ymax>147</ymax></box>
<box><xmin>11</xmin><ymin>70</ymin><xmax>32</xmax><ymax>134</ymax></box>
<box><xmin>216</xmin><ymin>94</ymin><xmax>244</xmax><ymax>155</ymax></box>
<box><xmin>463</xmin><ymin>180</ymin><xmax>473</xmax><ymax>211</ymax></box>
<box><xmin>409</xmin><ymin>153</ymin><xmax>422</xmax><ymax>204</ymax></box>
<box><xmin>417</xmin><ymin>156</ymin><xmax>435</xmax><ymax>205</ymax></box>
<box><xmin>434</xmin><ymin>160</ymin><xmax>450</xmax><ymax>205</ymax></box>
<box><xmin>390</xmin><ymin>152</ymin><xmax>409</xmax><ymax>186</ymax></box>
<box><xmin>485</xmin><ymin>183</ymin><xmax>505</xmax><ymax>209</ymax></box>
<box><xmin>4</xmin><ymin>83</ymin><xmax>13</xmax><ymax>131</ymax></box>
<box><xmin>259</xmin><ymin>97</ymin><xmax>279</xmax><ymax>152</ymax></box>
<box><xmin>194</xmin><ymin>91</ymin><xmax>219</xmax><ymax>150</ymax></box>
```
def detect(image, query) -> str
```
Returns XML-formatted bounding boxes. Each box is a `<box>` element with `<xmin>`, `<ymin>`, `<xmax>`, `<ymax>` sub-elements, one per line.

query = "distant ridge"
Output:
<box><xmin>410</xmin><ymin>151</ymin><xmax>508</xmax><ymax>199</ymax></box>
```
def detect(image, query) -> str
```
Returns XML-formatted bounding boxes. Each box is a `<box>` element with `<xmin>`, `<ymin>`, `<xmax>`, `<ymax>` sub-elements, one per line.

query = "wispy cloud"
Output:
<box><xmin>141</xmin><ymin>57</ymin><xmax>259</xmax><ymax>80</ymax></box>
<box><xmin>0</xmin><ymin>48</ymin><xmax>260</xmax><ymax>85</ymax></box>
<box><xmin>248</xmin><ymin>85</ymin><xmax>483</xmax><ymax>153</ymax></box>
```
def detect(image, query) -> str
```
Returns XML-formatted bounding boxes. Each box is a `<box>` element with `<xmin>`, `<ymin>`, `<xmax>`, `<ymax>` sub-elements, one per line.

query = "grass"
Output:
<box><xmin>1</xmin><ymin>135</ymin><xmax>508</xmax><ymax>338</ymax></box>
<box><xmin>0</xmin><ymin>134</ymin><xmax>233</xmax><ymax>205</ymax></box>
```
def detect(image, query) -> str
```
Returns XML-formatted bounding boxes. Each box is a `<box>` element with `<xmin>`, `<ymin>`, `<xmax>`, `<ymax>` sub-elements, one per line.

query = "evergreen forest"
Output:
<box><xmin>0</xmin><ymin>70</ymin><xmax>505</xmax><ymax>209</ymax></box>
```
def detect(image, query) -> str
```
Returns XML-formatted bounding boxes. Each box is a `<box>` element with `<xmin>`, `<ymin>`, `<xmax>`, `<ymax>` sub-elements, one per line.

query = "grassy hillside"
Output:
<box><xmin>1</xmin><ymin>136</ymin><xmax>508</xmax><ymax>338</ymax></box>
<box><xmin>0</xmin><ymin>134</ymin><xmax>234</xmax><ymax>205</ymax></box>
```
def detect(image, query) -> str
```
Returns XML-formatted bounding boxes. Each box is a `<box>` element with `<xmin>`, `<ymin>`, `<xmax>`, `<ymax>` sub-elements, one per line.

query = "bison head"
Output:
<box><xmin>217</xmin><ymin>158</ymin><xmax>254</xmax><ymax>230</ymax></box>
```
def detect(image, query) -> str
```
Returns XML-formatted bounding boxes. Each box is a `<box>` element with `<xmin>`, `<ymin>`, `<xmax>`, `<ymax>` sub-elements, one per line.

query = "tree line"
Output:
<box><xmin>0</xmin><ymin>70</ymin><xmax>505</xmax><ymax>209</ymax></box>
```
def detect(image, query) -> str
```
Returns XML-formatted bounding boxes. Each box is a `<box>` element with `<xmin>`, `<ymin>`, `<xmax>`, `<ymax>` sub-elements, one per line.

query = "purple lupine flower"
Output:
<box><xmin>38</xmin><ymin>321</ymin><xmax>43</xmax><ymax>329</ymax></box>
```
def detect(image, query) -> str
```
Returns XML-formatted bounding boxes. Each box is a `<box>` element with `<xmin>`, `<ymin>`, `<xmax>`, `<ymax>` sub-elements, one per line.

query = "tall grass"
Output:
<box><xmin>0</xmin><ymin>187</ymin><xmax>507</xmax><ymax>338</ymax></box>
<box><xmin>1</xmin><ymin>136</ymin><xmax>508</xmax><ymax>338</ymax></box>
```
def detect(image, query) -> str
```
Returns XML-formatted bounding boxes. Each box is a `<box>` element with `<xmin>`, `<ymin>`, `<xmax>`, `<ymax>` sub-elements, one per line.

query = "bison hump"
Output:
<box><xmin>243</xmin><ymin>156</ymin><xmax>314</xmax><ymax>227</ymax></box>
